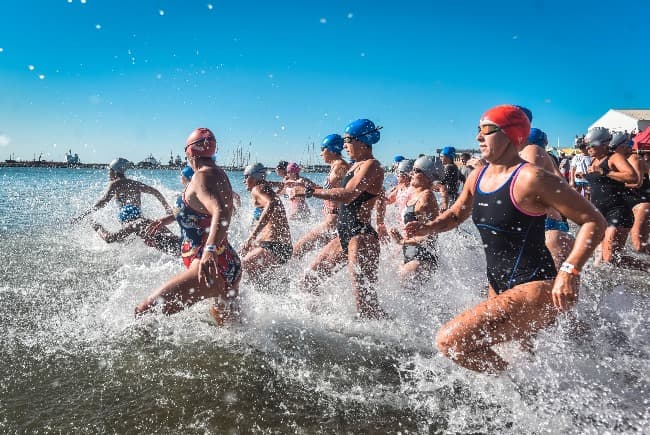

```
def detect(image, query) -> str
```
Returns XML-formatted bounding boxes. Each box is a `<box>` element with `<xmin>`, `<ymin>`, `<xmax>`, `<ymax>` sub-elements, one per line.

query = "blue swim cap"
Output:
<box><xmin>393</xmin><ymin>155</ymin><xmax>405</xmax><ymax>163</ymax></box>
<box><xmin>181</xmin><ymin>165</ymin><xmax>194</xmax><ymax>180</ymax></box>
<box><xmin>440</xmin><ymin>146</ymin><xmax>456</xmax><ymax>158</ymax></box>
<box><xmin>528</xmin><ymin>128</ymin><xmax>548</xmax><ymax>147</ymax></box>
<box><xmin>344</xmin><ymin>119</ymin><xmax>381</xmax><ymax>146</ymax></box>
<box><xmin>516</xmin><ymin>106</ymin><xmax>533</xmax><ymax>123</ymax></box>
<box><xmin>321</xmin><ymin>134</ymin><xmax>344</xmax><ymax>155</ymax></box>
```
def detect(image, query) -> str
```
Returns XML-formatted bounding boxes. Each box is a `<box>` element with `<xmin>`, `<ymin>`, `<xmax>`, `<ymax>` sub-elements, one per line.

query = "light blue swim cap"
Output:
<box><xmin>244</xmin><ymin>163</ymin><xmax>266</xmax><ymax>181</ymax></box>
<box><xmin>108</xmin><ymin>157</ymin><xmax>130</xmax><ymax>174</ymax></box>
<box><xmin>344</xmin><ymin>119</ymin><xmax>381</xmax><ymax>146</ymax></box>
<box><xmin>181</xmin><ymin>165</ymin><xmax>194</xmax><ymax>180</ymax></box>
<box><xmin>321</xmin><ymin>134</ymin><xmax>344</xmax><ymax>155</ymax></box>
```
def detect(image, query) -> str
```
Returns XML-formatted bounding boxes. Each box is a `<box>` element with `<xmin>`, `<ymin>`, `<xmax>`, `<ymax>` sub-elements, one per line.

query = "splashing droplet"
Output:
<box><xmin>319</xmin><ymin>18</ymin><xmax>327</xmax><ymax>24</ymax></box>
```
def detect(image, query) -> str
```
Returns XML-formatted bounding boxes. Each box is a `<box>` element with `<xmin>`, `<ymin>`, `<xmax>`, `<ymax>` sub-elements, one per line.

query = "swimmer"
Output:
<box><xmin>389</xmin><ymin>155</ymin><xmax>440</xmax><ymax>283</ymax></box>
<box><xmin>135</xmin><ymin>128</ymin><xmax>242</xmax><ymax>325</ymax></box>
<box><xmin>439</xmin><ymin>146</ymin><xmax>462</xmax><ymax>208</ymax></box>
<box><xmin>283</xmin><ymin>162</ymin><xmax>312</xmax><ymax>220</ymax></box>
<box><xmin>70</xmin><ymin>157</ymin><xmax>179</xmax><ymax>255</ymax></box>
<box><xmin>584</xmin><ymin>128</ymin><xmax>647</xmax><ymax>269</ymax></box>
<box><xmin>570</xmin><ymin>138</ymin><xmax>592</xmax><ymax>200</ymax></box>
<box><xmin>300</xmin><ymin>119</ymin><xmax>386</xmax><ymax>319</ymax></box>
<box><xmin>241</xmin><ymin>163</ymin><xmax>293</xmax><ymax>283</ymax></box>
<box><xmin>292</xmin><ymin>134</ymin><xmax>350</xmax><ymax>258</ymax></box>
<box><xmin>406</xmin><ymin>105</ymin><xmax>606</xmax><ymax>373</ymax></box>
<box><xmin>385</xmin><ymin>158</ymin><xmax>415</xmax><ymax>216</ymax></box>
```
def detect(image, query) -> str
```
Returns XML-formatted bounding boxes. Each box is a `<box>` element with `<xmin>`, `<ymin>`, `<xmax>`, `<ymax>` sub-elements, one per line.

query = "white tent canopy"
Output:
<box><xmin>588</xmin><ymin>109</ymin><xmax>650</xmax><ymax>133</ymax></box>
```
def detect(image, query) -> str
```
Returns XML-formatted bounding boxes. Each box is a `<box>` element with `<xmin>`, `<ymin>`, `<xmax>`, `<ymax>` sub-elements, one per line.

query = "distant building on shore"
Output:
<box><xmin>589</xmin><ymin>109</ymin><xmax>650</xmax><ymax>133</ymax></box>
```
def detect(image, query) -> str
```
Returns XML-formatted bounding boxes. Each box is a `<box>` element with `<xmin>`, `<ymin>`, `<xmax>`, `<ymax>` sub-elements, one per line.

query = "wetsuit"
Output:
<box><xmin>472</xmin><ymin>163</ymin><xmax>557</xmax><ymax>294</ymax></box>
<box><xmin>584</xmin><ymin>156</ymin><xmax>634</xmax><ymax>228</ymax></box>
<box><xmin>174</xmin><ymin>192</ymin><xmax>241</xmax><ymax>284</ymax></box>
<box><xmin>402</xmin><ymin>201</ymin><xmax>438</xmax><ymax>267</ymax></box>
<box><xmin>337</xmin><ymin>169</ymin><xmax>378</xmax><ymax>254</ymax></box>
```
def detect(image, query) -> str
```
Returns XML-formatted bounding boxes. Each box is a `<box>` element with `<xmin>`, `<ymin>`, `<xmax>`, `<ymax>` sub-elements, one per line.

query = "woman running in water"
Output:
<box><xmin>583</xmin><ymin>127</ymin><xmax>643</xmax><ymax>268</ymax></box>
<box><xmin>385</xmin><ymin>159</ymin><xmax>415</xmax><ymax>216</ymax></box>
<box><xmin>406</xmin><ymin>105</ymin><xmax>606</xmax><ymax>373</ymax></box>
<box><xmin>613</xmin><ymin>132</ymin><xmax>650</xmax><ymax>255</ymax></box>
<box><xmin>284</xmin><ymin>162</ymin><xmax>312</xmax><ymax>220</ymax></box>
<box><xmin>292</xmin><ymin>134</ymin><xmax>350</xmax><ymax>259</ymax></box>
<box><xmin>389</xmin><ymin>155</ymin><xmax>440</xmax><ymax>283</ymax></box>
<box><xmin>300</xmin><ymin>119</ymin><xmax>386</xmax><ymax>319</ymax></box>
<box><xmin>240</xmin><ymin>163</ymin><xmax>293</xmax><ymax>283</ymax></box>
<box><xmin>135</xmin><ymin>128</ymin><xmax>241</xmax><ymax>325</ymax></box>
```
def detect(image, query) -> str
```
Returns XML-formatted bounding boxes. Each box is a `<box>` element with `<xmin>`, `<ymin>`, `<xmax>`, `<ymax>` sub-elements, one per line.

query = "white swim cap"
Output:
<box><xmin>108</xmin><ymin>157</ymin><xmax>130</xmax><ymax>174</ymax></box>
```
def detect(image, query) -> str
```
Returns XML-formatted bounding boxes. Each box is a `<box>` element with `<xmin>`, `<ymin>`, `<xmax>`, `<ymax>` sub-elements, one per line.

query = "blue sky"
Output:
<box><xmin>1</xmin><ymin>0</ymin><xmax>648</xmax><ymax>166</ymax></box>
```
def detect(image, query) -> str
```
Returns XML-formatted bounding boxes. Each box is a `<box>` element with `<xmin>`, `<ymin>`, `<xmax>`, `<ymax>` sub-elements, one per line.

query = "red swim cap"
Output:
<box><xmin>185</xmin><ymin>128</ymin><xmax>217</xmax><ymax>157</ymax></box>
<box><xmin>480</xmin><ymin>105</ymin><xmax>531</xmax><ymax>148</ymax></box>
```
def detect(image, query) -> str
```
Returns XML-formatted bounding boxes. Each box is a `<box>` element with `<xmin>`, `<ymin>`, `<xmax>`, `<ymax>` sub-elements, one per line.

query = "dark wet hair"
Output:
<box><xmin>276</xmin><ymin>160</ymin><xmax>288</xmax><ymax>170</ymax></box>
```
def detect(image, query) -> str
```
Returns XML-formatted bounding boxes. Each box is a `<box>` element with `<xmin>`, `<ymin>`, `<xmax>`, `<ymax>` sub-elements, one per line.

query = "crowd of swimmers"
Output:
<box><xmin>70</xmin><ymin>105</ymin><xmax>650</xmax><ymax>373</ymax></box>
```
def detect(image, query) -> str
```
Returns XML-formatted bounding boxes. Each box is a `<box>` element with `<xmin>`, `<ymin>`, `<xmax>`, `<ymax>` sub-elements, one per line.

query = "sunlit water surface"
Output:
<box><xmin>0</xmin><ymin>167</ymin><xmax>648</xmax><ymax>433</ymax></box>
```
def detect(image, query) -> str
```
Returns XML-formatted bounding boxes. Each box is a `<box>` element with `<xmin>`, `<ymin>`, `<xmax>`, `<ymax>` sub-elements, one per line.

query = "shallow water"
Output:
<box><xmin>0</xmin><ymin>167</ymin><xmax>648</xmax><ymax>433</ymax></box>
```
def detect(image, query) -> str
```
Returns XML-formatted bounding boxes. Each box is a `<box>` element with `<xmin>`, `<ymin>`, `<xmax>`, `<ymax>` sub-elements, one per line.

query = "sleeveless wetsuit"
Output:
<box><xmin>174</xmin><ymin>192</ymin><xmax>241</xmax><ymax>285</ymax></box>
<box><xmin>584</xmin><ymin>156</ymin><xmax>634</xmax><ymax>228</ymax></box>
<box><xmin>337</xmin><ymin>169</ymin><xmax>378</xmax><ymax>254</ymax></box>
<box><xmin>401</xmin><ymin>199</ymin><xmax>438</xmax><ymax>266</ymax></box>
<box><xmin>472</xmin><ymin>163</ymin><xmax>556</xmax><ymax>294</ymax></box>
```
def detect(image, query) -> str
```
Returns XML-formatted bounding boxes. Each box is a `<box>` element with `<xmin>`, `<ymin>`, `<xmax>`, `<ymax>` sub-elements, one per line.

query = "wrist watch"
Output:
<box><xmin>559</xmin><ymin>262</ymin><xmax>580</xmax><ymax>276</ymax></box>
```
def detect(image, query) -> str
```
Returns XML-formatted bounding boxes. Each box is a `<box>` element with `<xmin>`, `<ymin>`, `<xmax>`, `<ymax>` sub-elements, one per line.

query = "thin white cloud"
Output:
<box><xmin>0</xmin><ymin>134</ymin><xmax>11</xmax><ymax>147</ymax></box>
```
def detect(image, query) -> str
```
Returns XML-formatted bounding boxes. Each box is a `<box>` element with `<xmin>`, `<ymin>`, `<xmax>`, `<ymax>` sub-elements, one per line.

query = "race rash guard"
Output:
<box><xmin>471</xmin><ymin>163</ymin><xmax>557</xmax><ymax>294</ymax></box>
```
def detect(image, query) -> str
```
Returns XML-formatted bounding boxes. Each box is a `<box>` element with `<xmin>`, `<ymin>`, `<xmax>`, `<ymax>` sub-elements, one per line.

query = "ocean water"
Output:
<box><xmin>0</xmin><ymin>167</ymin><xmax>648</xmax><ymax>433</ymax></box>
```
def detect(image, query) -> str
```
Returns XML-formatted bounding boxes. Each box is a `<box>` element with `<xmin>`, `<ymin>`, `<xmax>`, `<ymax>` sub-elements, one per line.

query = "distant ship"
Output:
<box><xmin>65</xmin><ymin>149</ymin><xmax>80</xmax><ymax>165</ymax></box>
<box><xmin>5</xmin><ymin>153</ymin><xmax>17</xmax><ymax>163</ymax></box>
<box><xmin>137</xmin><ymin>154</ymin><xmax>161</xmax><ymax>168</ymax></box>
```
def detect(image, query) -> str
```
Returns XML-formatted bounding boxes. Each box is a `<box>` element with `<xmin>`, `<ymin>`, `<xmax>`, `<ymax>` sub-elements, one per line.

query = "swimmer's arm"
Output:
<box><xmin>436</xmin><ymin>183</ymin><xmax>449</xmax><ymax>211</ymax></box>
<box><xmin>607</xmin><ymin>154</ymin><xmax>638</xmax><ymax>185</ymax></box>
<box><xmin>140</xmin><ymin>183</ymin><xmax>173</xmax><ymax>214</ymax></box>
<box><xmin>624</xmin><ymin>155</ymin><xmax>643</xmax><ymax>189</ymax></box>
<box><xmin>247</xmin><ymin>188</ymin><xmax>278</xmax><ymax>241</ymax></box>
<box><xmin>71</xmin><ymin>185</ymin><xmax>115</xmax><ymax>223</ymax></box>
<box><xmin>531</xmin><ymin>170</ymin><xmax>606</xmax><ymax>271</ymax></box>
<box><xmin>196</xmin><ymin>180</ymin><xmax>229</xmax><ymax>247</ymax></box>
<box><xmin>313</xmin><ymin>160</ymin><xmax>382</xmax><ymax>203</ymax></box>
<box><xmin>374</xmin><ymin>189</ymin><xmax>386</xmax><ymax>226</ymax></box>
<box><xmin>405</xmin><ymin>172</ymin><xmax>476</xmax><ymax>237</ymax></box>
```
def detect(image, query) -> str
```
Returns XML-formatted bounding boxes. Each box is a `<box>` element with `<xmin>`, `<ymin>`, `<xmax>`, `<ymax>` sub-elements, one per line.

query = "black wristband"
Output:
<box><xmin>305</xmin><ymin>185</ymin><xmax>314</xmax><ymax>198</ymax></box>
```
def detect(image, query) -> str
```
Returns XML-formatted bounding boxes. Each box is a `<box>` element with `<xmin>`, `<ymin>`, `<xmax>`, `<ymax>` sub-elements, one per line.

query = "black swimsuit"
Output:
<box><xmin>337</xmin><ymin>168</ymin><xmax>378</xmax><ymax>254</ymax></box>
<box><xmin>402</xmin><ymin>200</ymin><xmax>438</xmax><ymax>266</ymax></box>
<box><xmin>472</xmin><ymin>163</ymin><xmax>556</xmax><ymax>294</ymax></box>
<box><xmin>584</xmin><ymin>156</ymin><xmax>634</xmax><ymax>228</ymax></box>
<box><xmin>626</xmin><ymin>173</ymin><xmax>650</xmax><ymax>208</ymax></box>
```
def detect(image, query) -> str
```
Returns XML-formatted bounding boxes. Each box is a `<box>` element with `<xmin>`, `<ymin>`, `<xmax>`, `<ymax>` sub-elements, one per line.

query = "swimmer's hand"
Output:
<box><xmin>551</xmin><ymin>272</ymin><xmax>578</xmax><ymax>311</ymax></box>
<box><xmin>389</xmin><ymin>227</ymin><xmax>403</xmax><ymax>244</ymax></box>
<box><xmin>198</xmin><ymin>251</ymin><xmax>218</xmax><ymax>287</ymax></box>
<box><xmin>146</xmin><ymin>215</ymin><xmax>174</xmax><ymax>237</ymax></box>
<box><xmin>240</xmin><ymin>238</ymin><xmax>254</xmax><ymax>256</ymax></box>
<box><xmin>404</xmin><ymin>221</ymin><xmax>432</xmax><ymax>238</ymax></box>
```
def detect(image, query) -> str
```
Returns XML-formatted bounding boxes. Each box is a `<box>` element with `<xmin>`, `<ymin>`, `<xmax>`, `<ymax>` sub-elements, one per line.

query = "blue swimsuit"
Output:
<box><xmin>472</xmin><ymin>163</ymin><xmax>556</xmax><ymax>294</ymax></box>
